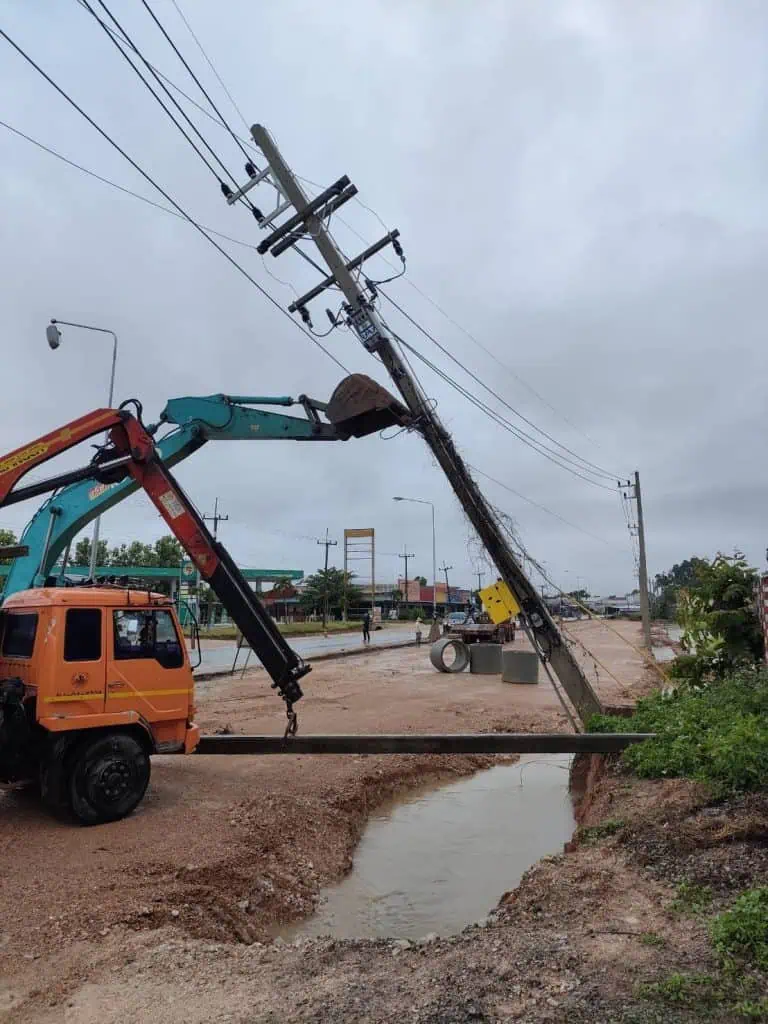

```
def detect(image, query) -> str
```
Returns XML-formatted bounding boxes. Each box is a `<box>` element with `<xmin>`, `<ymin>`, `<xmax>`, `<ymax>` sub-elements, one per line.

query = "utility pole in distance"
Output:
<box><xmin>203</xmin><ymin>497</ymin><xmax>229</xmax><ymax>540</ymax></box>
<box><xmin>399</xmin><ymin>548</ymin><xmax>415</xmax><ymax>613</ymax></box>
<box><xmin>634</xmin><ymin>471</ymin><xmax>651</xmax><ymax>649</ymax></box>
<box><xmin>441</xmin><ymin>563</ymin><xmax>454</xmax><ymax>611</ymax></box>
<box><xmin>317</xmin><ymin>528</ymin><xmax>338</xmax><ymax>631</ymax></box>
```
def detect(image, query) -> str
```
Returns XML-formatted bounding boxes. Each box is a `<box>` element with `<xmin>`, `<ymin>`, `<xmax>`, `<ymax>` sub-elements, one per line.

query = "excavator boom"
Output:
<box><xmin>4</xmin><ymin>392</ymin><xmax>348</xmax><ymax>598</ymax></box>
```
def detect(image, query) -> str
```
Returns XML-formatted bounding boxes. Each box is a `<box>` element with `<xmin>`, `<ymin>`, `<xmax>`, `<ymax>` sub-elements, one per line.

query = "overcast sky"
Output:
<box><xmin>2</xmin><ymin>0</ymin><xmax>767</xmax><ymax>597</ymax></box>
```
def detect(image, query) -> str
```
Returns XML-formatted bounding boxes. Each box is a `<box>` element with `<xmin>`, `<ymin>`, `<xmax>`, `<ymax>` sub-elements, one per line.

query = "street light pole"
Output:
<box><xmin>47</xmin><ymin>319</ymin><xmax>118</xmax><ymax>582</ymax></box>
<box><xmin>393</xmin><ymin>496</ymin><xmax>437</xmax><ymax>619</ymax></box>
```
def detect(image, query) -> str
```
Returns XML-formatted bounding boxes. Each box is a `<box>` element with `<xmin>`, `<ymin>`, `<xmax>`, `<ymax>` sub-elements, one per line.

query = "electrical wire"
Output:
<box><xmin>468</xmin><ymin>464</ymin><xmax>621</xmax><ymax>549</ymax></box>
<box><xmin>168</xmin><ymin>0</ymin><xmax>250</xmax><ymax>133</ymax></box>
<box><xmin>0</xmin><ymin>119</ymin><xmax>256</xmax><ymax>251</ymax></box>
<box><xmin>388</xmin><ymin>328</ymin><xmax>617</xmax><ymax>492</ymax></box>
<box><xmin>80</xmin><ymin>0</ymin><xmax>251</xmax><ymax>211</ymax></box>
<box><xmin>78</xmin><ymin>0</ymin><xmax>607</xmax><ymax>469</ymax></box>
<box><xmin>137</xmin><ymin>0</ymin><xmax>252</xmax><ymax>166</ymax></box>
<box><xmin>0</xmin><ymin>28</ymin><xmax>350</xmax><ymax>376</ymax></box>
<box><xmin>380</xmin><ymin>290</ymin><xmax>620</xmax><ymax>483</ymax></box>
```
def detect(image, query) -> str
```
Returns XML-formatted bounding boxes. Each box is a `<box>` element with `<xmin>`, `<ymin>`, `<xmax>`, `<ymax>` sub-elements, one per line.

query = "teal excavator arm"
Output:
<box><xmin>2</xmin><ymin>392</ymin><xmax>344</xmax><ymax>599</ymax></box>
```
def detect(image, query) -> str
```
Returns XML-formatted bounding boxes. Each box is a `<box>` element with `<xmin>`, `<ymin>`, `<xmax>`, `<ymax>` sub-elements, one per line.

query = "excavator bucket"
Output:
<box><xmin>326</xmin><ymin>374</ymin><xmax>410</xmax><ymax>438</ymax></box>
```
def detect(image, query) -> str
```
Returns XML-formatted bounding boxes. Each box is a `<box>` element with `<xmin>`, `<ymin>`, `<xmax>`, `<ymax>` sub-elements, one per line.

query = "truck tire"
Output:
<box><xmin>68</xmin><ymin>733</ymin><xmax>150</xmax><ymax>826</ymax></box>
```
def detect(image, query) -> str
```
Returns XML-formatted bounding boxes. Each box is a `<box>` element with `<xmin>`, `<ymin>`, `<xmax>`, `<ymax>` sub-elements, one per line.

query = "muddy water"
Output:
<box><xmin>286</xmin><ymin>755</ymin><xmax>575</xmax><ymax>940</ymax></box>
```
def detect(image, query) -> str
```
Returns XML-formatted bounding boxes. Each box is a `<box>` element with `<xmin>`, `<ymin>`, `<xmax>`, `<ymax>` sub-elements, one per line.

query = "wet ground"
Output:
<box><xmin>192</xmin><ymin>624</ymin><xmax>417</xmax><ymax>675</ymax></box>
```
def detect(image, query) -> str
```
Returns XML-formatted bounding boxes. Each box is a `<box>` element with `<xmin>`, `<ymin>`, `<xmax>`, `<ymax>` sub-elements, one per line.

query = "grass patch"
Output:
<box><xmin>733</xmin><ymin>999</ymin><xmax>768</xmax><ymax>1020</ymax></box>
<box><xmin>670</xmin><ymin>880</ymin><xmax>713</xmax><ymax>916</ymax></box>
<box><xmin>637</xmin><ymin>972</ymin><xmax>718</xmax><ymax>1007</ymax></box>
<box><xmin>711</xmin><ymin>888</ymin><xmax>768</xmax><ymax>970</ymax></box>
<box><xmin>638</xmin><ymin>971</ymin><xmax>768</xmax><ymax>1020</ymax></box>
<box><xmin>579</xmin><ymin>818</ymin><xmax>625</xmax><ymax>844</ymax></box>
<box><xmin>640</xmin><ymin>932</ymin><xmax>667</xmax><ymax>948</ymax></box>
<box><xmin>589</xmin><ymin>668</ymin><xmax>768</xmax><ymax>793</ymax></box>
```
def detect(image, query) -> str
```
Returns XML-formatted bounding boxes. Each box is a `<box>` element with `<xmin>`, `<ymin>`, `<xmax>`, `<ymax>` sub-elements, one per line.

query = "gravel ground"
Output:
<box><xmin>0</xmin><ymin>620</ymin><xmax>697</xmax><ymax>1024</ymax></box>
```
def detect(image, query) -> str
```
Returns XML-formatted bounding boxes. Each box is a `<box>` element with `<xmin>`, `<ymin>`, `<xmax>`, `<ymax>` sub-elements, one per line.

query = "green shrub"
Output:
<box><xmin>589</xmin><ymin>670</ymin><xmax>768</xmax><ymax>792</ymax></box>
<box><xmin>711</xmin><ymin>888</ymin><xmax>768</xmax><ymax>970</ymax></box>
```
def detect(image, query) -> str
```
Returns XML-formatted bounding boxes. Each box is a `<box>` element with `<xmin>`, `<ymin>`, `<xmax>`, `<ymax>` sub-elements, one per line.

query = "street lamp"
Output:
<box><xmin>47</xmin><ymin>319</ymin><xmax>119</xmax><ymax>582</ymax></box>
<box><xmin>393</xmin><ymin>496</ymin><xmax>437</xmax><ymax>619</ymax></box>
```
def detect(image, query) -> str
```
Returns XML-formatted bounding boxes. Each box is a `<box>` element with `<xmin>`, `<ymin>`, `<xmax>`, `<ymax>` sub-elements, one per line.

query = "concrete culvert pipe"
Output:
<box><xmin>430</xmin><ymin>637</ymin><xmax>470</xmax><ymax>673</ymax></box>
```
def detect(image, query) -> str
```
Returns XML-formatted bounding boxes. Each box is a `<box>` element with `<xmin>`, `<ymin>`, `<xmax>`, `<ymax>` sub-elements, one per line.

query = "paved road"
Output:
<box><xmin>192</xmin><ymin>625</ymin><xmax>417</xmax><ymax>675</ymax></box>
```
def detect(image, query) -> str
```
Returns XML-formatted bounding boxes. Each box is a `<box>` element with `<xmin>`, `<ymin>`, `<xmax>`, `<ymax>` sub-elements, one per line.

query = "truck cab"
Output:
<box><xmin>0</xmin><ymin>588</ymin><xmax>200</xmax><ymax>824</ymax></box>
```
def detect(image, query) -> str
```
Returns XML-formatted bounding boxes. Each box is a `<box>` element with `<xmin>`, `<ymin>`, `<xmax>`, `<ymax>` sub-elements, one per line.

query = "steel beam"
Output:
<box><xmin>195</xmin><ymin>733</ymin><xmax>652</xmax><ymax>756</ymax></box>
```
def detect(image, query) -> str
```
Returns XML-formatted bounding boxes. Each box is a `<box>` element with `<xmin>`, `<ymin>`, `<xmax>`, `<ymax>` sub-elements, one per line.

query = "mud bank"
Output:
<box><xmin>13</xmin><ymin>758</ymin><xmax>768</xmax><ymax>1024</ymax></box>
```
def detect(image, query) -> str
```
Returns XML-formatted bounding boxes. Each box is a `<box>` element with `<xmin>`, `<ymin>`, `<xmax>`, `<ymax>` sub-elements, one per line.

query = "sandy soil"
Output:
<box><xmin>0</xmin><ymin>620</ymin><xmax>676</xmax><ymax>1023</ymax></box>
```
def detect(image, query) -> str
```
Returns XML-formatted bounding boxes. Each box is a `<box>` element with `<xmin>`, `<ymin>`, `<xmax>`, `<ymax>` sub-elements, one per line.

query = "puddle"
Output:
<box><xmin>284</xmin><ymin>755</ymin><xmax>575</xmax><ymax>941</ymax></box>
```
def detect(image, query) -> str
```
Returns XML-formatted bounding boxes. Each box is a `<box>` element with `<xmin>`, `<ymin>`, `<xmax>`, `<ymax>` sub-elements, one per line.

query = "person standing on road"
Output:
<box><xmin>362</xmin><ymin>610</ymin><xmax>371</xmax><ymax>645</ymax></box>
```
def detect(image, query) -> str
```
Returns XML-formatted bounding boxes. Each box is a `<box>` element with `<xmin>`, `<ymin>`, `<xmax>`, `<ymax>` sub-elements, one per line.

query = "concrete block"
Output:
<box><xmin>502</xmin><ymin>650</ymin><xmax>539</xmax><ymax>684</ymax></box>
<box><xmin>469</xmin><ymin>643</ymin><xmax>502</xmax><ymax>675</ymax></box>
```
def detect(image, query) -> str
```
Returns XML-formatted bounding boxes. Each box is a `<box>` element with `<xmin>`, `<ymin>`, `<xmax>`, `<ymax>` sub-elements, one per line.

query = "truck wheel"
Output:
<box><xmin>68</xmin><ymin>733</ymin><xmax>150</xmax><ymax>826</ymax></box>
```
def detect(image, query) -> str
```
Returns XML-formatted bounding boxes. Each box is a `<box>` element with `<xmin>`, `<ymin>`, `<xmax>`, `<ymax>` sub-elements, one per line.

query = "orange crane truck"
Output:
<box><xmin>0</xmin><ymin>388</ymin><xmax>406</xmax><ymax>824</ymax></box>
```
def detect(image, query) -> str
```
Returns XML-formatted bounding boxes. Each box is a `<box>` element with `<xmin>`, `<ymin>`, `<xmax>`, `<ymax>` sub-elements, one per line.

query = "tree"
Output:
<box><xmin>416</xmin><ymin>576</ymin><xmax>427</xmax><ymax>586</ymax></box>
<box><xmin>73</xmin><ymin>536</ymin><xmax>109</xmax><ymax>567</ymax></box>
<box><xmin>0</xmin><ymin>528</ymin><xmax>18</xmax><ymax>565</ymax></box>
<box><xmin>652</xmin><ymin>557</ymin><xmax>709</xmax><ymax>619</ymax></box>
<box><xmin>153</xmin><ymin>535</ymin><xmax>184</xmax><ymax>566</ymax></box>
<box><xmin>109</xmin><ymin>541</ymin><xmax>154</xmax><ymax>566</ymax></box>
<box><xmin>671</xmin><ymin>552</ymin><xmax>763</xmax><ymax>681</ymax></box>
<box><xmin>567</xmin><ymin>589</ymin><xmax>589</xmax><ymax>600</ymax></box>
<box><xmin>299</xmin><ymin>568</ymin><xmax>357</xmax><ymax>616</ymax></box>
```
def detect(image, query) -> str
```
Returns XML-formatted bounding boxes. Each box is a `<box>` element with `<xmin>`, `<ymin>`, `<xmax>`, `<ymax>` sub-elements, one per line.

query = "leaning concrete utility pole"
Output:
<box><xmin>226</xmin><ymin>124</ymin><xmax>602</xmax><ymax>723</ymax></box>
<box><xmin>635</xmin><ymin>471</ymin><xmax>652</xmax><ymax>648</ymax></box>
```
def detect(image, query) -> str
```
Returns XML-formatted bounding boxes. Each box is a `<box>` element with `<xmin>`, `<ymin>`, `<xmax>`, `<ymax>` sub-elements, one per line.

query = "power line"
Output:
<box><xmin>380</xmin><ymin>289</ymin><xmax>620</xmax><ymax>482</ymax></box>
<box><xmin>468</xmin><ymin>464</ymin><xmax>622</xmax><ymax>549</ymax></box>
<box><xmin>64</xmin><ymin>4</ymin><xmax>614</xmax><ymax>459</ymax></box>
<box><xmin>168</xmin><ymin>0</ymin><xmax>250</xmax><ymax>133</ymax></box>
<box><xmin>0</xmin><ymin>27</ymin><xmax>349</xmax><ymax>375</ymax></box>
<box><xmin>81</xmin><ymin>0</ymin><xmax>245</xmax><ymax>200</ymax></box>
<box><xmin>0</xmin><ymin>118</ymin><xmax>265</xmax><ymax>253</ymax></box>
<box><xmin>386</xmin><ymin>326</ymin><xmax>617</xmax><ymax>492</ymax></box>
<box><xmin>137</xmin><ymin>0</ymin><xmax>252</xmax><ymax>165</ymax></box>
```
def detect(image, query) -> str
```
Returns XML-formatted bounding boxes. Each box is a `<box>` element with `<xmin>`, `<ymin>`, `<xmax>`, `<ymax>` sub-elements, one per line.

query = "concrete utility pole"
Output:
<box><xmin>399</xmin><ymin>548</ymin><xmax>415</xmax><ymax>612</ymax></box>
<box><xmin>203</xmin><ymin>497</ymin><xmax>229</xmax><ymax>540</ymax></box>
<box><xmin>634</xmin><ymin>471</ymin><xmax>652</xmax><ymax>648</ymax></box>
<box><xmin>317</xmin><ymin>528</ymin><xmax>338</xmax><ymax>631</ymax></box>
<box><xmin>229</xmin><ymin>125</ymin><xmax>603</xmax><ymax>722</ymax></box>
<box><xmin>393</xmin><ymin>496</ymin><xmax>437</xmax><ymax>620</ymax></box>
<box><xmin>441</xmin><ymin>563</ymin><xmax>453</xmax><ymax>609</ymax></box>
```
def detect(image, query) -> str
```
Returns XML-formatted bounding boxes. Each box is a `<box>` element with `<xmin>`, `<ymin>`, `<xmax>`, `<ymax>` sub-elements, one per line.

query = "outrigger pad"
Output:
<box><xmin>327</xmin><ymin>374</ymin><xmax>411</xmax><ymax>438</ymax></box>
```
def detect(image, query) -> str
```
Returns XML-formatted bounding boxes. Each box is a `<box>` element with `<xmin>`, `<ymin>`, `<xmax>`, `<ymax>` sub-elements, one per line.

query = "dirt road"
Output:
<box><xmin>0</xmin><ymin>621</ymin><xmax>657</xmax><ymax>1022</ymax></box>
